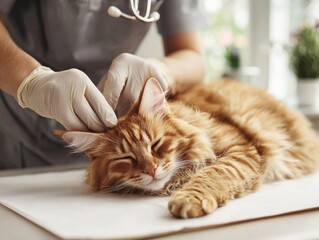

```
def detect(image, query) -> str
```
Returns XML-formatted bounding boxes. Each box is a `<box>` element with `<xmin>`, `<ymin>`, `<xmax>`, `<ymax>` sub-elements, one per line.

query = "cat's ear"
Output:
<box><xmin>54</xmin><ymin>130</ymin><xmax>103</xmax><ymax>153</ymax></box>
<box><xmin>138</xmin><ymin>77</ymin><xmax>169</xmax><ymax>116</ymax></box>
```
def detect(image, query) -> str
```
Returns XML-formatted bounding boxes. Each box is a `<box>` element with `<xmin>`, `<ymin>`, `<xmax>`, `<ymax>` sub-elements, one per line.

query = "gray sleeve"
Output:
<box><xmin>156</xmin><ymin>0</ymin><xmax>208</xmax><ymax>36</ymax></box>
<box><xmin>0</xmin><ymin>0</ymin><xmax>15</xmax><ymax>13</ymax></box>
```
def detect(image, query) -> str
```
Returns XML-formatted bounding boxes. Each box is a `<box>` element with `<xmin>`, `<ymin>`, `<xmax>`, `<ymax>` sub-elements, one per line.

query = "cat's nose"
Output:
<box><xmin>145</xmin><ymin>166</ymin><xmax>157</xmax><ymax>178</ymax></box>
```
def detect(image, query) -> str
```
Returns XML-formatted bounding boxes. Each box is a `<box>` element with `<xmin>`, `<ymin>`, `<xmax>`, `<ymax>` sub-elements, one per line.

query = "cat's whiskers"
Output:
<box><xmin>122</xmin><ymin>185</ymin><xmax>136</xmax><ymax>196</ymax></box>
<box><xmin>175</xmin><ymin>148</ymin><xmax>193</xmax><ymax>160</ymax></box>
<box><xmin>102</xmin><ymin>182</ymin><xmax>127</xmax><ymax>193</ymax></box>
<box><xmin>128</xmin><ymin>178</ymin><xmax>140</xmax><ymax>185</ymax></box>
<box><xmin>104</xmin><ymin>175</ymin><xmax>140</xmax><ymax>191</ymax></box>
<box><xmin>104</xmin><ymin>158</ymin><xmax>213</xmax><ymax>194</ymax></box>
<box><xmin>162</xmin><ymin>161</ymin><xmax>171</xmax><ymax>171</ymax></box>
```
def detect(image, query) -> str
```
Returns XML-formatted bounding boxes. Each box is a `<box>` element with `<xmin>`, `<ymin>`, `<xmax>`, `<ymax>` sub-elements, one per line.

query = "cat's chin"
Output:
<box><xmin>141</xmin><ymin>177</ymin><xmax>170</xmax><ymax>191</ymax></box>
<box><xmin>139</xmin><ymin>170</ymin><xmax>175</xmax><ymax>192</ymax></box>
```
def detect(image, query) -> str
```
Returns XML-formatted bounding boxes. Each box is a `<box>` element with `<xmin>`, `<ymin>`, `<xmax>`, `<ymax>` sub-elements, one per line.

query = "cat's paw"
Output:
<box><xmin>168</xmin><ymin>193</ymin><xmax>218</xmax><ymax>218</ymax></box>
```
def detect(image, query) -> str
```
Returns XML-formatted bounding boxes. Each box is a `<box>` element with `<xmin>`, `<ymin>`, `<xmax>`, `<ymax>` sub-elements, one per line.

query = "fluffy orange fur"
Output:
<box><xmin>61</xmin><ymin>78</ymin><xmax>319</xmax><ymax>219</ymax></box>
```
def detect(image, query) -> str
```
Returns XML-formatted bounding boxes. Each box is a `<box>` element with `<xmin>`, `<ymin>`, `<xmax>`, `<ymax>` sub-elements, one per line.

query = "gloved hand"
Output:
<box><xmin>98</xmin><ymin>53</ymin><xmax>173</xmax><ymax>116</ymax></box>
<box><xmin>17</xmin><ymin>66</ymin><xmax>117</xmax><ymax>132</ymax></box>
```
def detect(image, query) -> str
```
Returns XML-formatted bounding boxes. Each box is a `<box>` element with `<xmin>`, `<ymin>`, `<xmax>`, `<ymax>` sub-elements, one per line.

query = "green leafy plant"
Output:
<box><xmin>291</xmin><ymin>23</ymin><xmax>319</xmax><ymax>79</ymax></box>
<box><xmin>225</xmin><ymin>45</ymin><xmax>241</xmax><ymax>70</ymax></box>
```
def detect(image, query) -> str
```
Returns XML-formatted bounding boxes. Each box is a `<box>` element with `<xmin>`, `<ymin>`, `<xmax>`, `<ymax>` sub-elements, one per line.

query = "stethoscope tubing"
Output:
<box><xmin>108</xmin><ymin>0</ymin><xmax>160</xmax><ymax>23</ymax></box>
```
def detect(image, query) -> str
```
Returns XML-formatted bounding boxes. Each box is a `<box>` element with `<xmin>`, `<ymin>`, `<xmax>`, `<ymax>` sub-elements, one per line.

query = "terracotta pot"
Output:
<box><xmin>297</xmin><ymin>78</ymin><xmax>319</xmax><ymax>107</ymax></box>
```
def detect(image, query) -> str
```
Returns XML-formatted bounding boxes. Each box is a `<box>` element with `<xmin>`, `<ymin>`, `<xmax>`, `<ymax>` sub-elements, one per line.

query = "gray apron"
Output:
<box><xmin>0</xmin><ymin>0</ymin><xmax>207</xmax><ymax>169</ymax></box>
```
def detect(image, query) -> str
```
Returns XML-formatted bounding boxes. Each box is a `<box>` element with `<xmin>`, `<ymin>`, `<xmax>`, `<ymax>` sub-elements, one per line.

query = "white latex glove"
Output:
<box><xmin>98</xmin><ymin>53</ymin><xmax>173</xmax><ymax>116</ymax></box>
<box><xmin>17</xmin><ymin>66</ymin><xmax>117</xmax><ymax>132</ymax></box>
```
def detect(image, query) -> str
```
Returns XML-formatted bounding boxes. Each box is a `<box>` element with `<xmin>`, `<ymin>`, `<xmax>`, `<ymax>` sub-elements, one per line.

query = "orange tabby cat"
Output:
<box><xmin>60</xmin><ymin>78</ymin><xmax>319</xmax><ymax>218</ymax></box>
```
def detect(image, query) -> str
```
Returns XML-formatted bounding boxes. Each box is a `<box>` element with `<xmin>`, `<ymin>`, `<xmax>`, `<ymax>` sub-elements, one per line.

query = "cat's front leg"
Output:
<box><xmin>168</xmin><ymin>146</ymin><xmax>262</xmax><ymax>218</ymax></box>
<box><xmin>168</xmin><ymin>189</ymin><xmax>218</xmax><ymax>218</ymax></box>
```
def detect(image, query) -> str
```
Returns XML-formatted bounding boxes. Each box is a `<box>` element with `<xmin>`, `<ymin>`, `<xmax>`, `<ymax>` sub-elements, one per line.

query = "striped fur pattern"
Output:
<box><xmin>61</xmin><ymin>78</ymin><xmax>319</xmax><ymax>218</ymax></box>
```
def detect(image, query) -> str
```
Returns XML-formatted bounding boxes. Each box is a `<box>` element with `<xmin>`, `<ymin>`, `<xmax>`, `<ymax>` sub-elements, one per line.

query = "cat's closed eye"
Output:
<box><xmin>151</xmin><ymin>138</ymin><xmax>162</xmax><ymax>152</ymax></box>
<box><xmin>110</xmin><ymin>156</ymin><xmax>137</xmax><ymax>170</ymax></box>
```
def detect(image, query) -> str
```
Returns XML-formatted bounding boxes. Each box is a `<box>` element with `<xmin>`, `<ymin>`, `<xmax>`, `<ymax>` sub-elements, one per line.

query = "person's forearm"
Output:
<box><xmin>160</xmin><ymin>31</ymin><xmax>205</xmax><ymax>94</ymax></box>
<box><xmin>161</xmin><ymin>49</ymin><xmax>205</xmax><ymax>93</ymax></box>
<box><xmin>0</xmin><ymin>22</ymin><xmax>40</xmax><ymax>97</ymax></box>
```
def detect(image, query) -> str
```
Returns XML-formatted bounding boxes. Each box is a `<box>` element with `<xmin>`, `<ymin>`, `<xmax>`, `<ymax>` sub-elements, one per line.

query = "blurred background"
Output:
<box><xmin>137</xmin><ymin>0</ymin><xmax>319</xmax><ymax>110</ymax></box>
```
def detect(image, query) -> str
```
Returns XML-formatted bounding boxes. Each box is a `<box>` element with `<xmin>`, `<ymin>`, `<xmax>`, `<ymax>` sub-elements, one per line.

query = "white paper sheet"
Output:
<box><xmin>0</xmin><ymin>170</ymin><xmax>319</xmax><ymax>240</ymax></box>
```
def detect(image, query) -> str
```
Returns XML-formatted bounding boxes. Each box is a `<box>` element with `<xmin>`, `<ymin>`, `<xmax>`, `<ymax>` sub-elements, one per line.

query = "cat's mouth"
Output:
<box><xmin>147</xmin><ymin>178</ymin><xmax>168</xmax><ymax>190</ymax></box>
<box><xmin>140</xmin><ymin>170</ymin><xmax>174</xmax><ymax>191</ymax></box>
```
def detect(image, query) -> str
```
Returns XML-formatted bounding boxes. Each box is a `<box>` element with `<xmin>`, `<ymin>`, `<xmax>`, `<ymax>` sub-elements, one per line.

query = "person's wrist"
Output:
<box><xmin>17</xmin><ymin>66</ymin><xmax>54</xmax><ymax>108</ymax></box>
<box><xmin>9</xmin><ymin>49</ymin><xmax>41</xmax><ymax>95</ymax></box>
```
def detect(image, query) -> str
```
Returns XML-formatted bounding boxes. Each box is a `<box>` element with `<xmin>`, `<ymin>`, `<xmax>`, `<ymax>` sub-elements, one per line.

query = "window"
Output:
<box><xmin>204</xmin><ymin>0</ymin><xmax>319</xmax><ymax>104</ymax></box>
<box><xmin>138</xmin><ymin>0</ymin><xmax>318</xmax><ymax>104</ymax></box>
<box><xmin>268</xmin><ymin>0</ymin><xmax>319</xmax><ymax>104</ymax></box>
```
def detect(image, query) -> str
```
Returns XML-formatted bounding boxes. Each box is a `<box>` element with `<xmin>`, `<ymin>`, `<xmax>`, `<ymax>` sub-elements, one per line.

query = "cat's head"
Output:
<box><xmin>59</xmin><ymin>78</ymin><xmax>214</xmax><ymax>194</ymax></box>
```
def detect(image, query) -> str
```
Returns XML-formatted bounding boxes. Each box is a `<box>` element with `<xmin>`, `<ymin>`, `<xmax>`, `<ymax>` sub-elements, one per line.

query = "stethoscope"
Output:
<box><xmin>108</xmin><ymin>0</ymin><xmax>161</xmax><ymax>23</ymax></box>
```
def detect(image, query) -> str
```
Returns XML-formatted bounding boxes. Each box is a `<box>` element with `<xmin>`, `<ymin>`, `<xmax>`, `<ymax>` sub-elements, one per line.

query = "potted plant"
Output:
<box><xmin>224</xmin><ymin>45</ymin><xmax>241</xmax><ymax>79</ymax></box>
<box><xmin>291</xmin><ymin>23</ymin><xmax>319</xmax><ymax>108</ymax></box>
